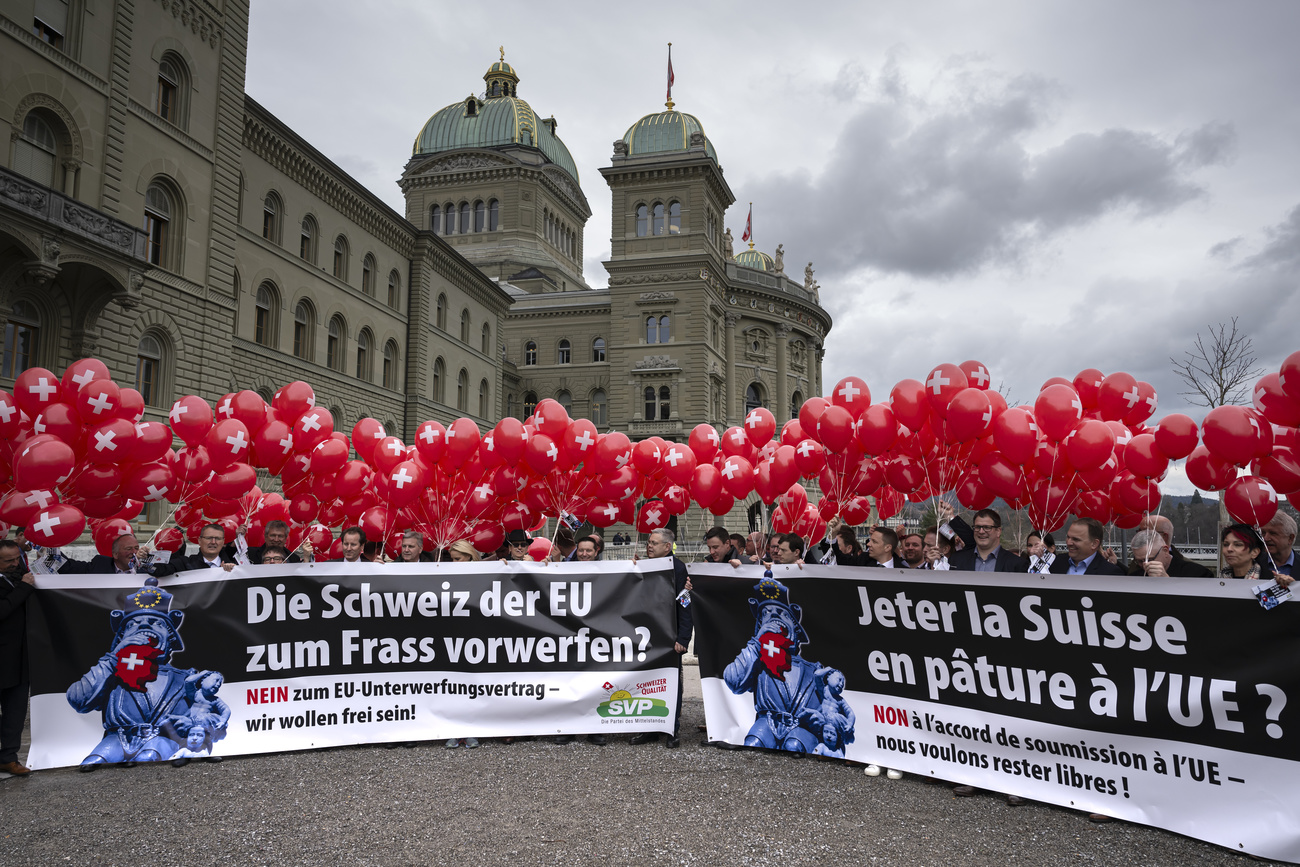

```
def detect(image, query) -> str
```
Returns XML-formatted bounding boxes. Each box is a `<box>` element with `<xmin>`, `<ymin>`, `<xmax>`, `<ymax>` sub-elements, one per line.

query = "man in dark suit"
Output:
<box><xmin>1126</xmin><ymin>530</ymin><xmax>1212</xmax><ymax>578</ymax></box>
<box><xmin>1049</xmin><ymin>518</ymin><xmax>1125</xmax><ymax>576</ymax></box>
<box><xmin>630</xmin><ymin>528</ymin><xmax>691</xmax><ymax>749</ymax></box>
<box><xmin>0</xmin><ymin>540</ymin><xmax>35</xmax><ymax>776</ymax></box>
<box><xmin>59</xmin><ymin>534</ymin><xmax>179</xmax><ymax>576</ymax></box>
<box><xmin>948</xmin><ymin>509</ymin><xmax>1028</xmax><ymax>572</ymax></box>
<box><xmin>866</xmin><ymin>526</ymin><xmax>908</xmax><ymax>568</ymax></box>
<box><xmin>177</xmin><ymin>524</ymin><xmax>236</xmax><ymax>572</ymax></box>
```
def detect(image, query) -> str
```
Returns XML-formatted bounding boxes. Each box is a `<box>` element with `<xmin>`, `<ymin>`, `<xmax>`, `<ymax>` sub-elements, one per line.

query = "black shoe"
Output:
<box><xmin>586</xmin><ymin>734</ymin><xmax>607</xmax><ymax>745</ymax></box>
<box><xmin>953</xmin><ymin>785</ymin><xmax>976</xmax><ymax>797</ymax></box>
<box><xmin>203</xmin><ymin>755</ymin><xmax>223</xmax><ymax>763</ymax></box>
<box><xmin>79</xmin><ymin>763</ymin><xmax>98</xmax><ymax>773</ymax></box>
<box><xmin>121</xmin><ymin>761</ymin><xmax>137</xmax><ymax>769</ymax></box>
<box><xmin>171</xmin><ymin>758</ymin><xmax>189</xmax><ymax>768</ymax></box>
<box><xmin>554</xmin><ymin>735</ymin><xmax>575</xmax><ymax>745</ymax></box>
<box><xmin>666</xmin><ymin>736</ymin><xmax>680</xmax><ymax>749</ymax></box>
<box><xmin>629</xmin><ymin>732</ymin><xmax>660</xmax><ymax>745</ymax></box>
<box><xmin>1006</xmin><ymin>795</ymin><xmax>1026</xmax><ymax>806</ymax></box>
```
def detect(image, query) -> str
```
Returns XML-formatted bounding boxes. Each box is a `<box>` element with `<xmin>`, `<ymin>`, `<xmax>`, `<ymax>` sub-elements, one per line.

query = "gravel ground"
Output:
<box><xmin>0</xmin><ymin>665</ymin><xmax>1272</xmax><ymax>867</ymax></box>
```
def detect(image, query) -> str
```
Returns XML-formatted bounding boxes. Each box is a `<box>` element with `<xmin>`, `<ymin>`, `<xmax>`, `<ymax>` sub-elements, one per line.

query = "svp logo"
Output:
<box><xmin>597</xmin><ymin>681</ymin><xmax>669</xmax><ymax>718</ymax></box>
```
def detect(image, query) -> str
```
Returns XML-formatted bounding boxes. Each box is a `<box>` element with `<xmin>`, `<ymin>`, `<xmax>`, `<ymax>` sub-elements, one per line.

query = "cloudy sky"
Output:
<box><xmin>246</xmin><ymin>2</ymin><xmax>1300</xmax><ymax>490</ymax></box>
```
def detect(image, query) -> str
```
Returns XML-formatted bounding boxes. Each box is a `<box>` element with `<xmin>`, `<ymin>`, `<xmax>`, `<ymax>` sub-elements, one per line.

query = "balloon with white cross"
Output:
<box><xmin>292</xmin><ymin>406</ymin><xmax>334</xmax><ymax>452</ymax></box>
<box><xmin>27</xmin><ymin>503</ymin><xmax>86</xmax><ymax>547</ymax></box>
<box><xmin>168</xmin><ymin>395</ymin><xmax>214</xmax><ymax>447</ymax></box>
<box><xmin>73</xmin><ymin>378</ymin><xmax>120</xmax><ymax>424</ymax></box>
<box><xmin>13</xmin><ymin>435</ymin><xmax>75</xmax><ymax>491</ymax></box>
<box><xmin>272</xmin><ymin>380</ymin><xmax>316</xmax><ymax>420</ymax></box>
<box><xmin>13</xmin><ymin>367</ymin><xmax>64</xmax><ymax>418</ymax></box>
<box><xmin>743</xmin><ymin>406</ymin><xmax>776</xmax><ymax>448</ymax></box>
<box><xmin>206</xmin><ymin>418</ymin><xmax>252</xmax><ymax>470</ymax></box>
<box><xmin>60</xmin><ymin>358</ymin><xmax>111</xmax><ymax>397</ymax></box>
<box><xmin>923</xmin><ymin>363</ymin><xmax>968</xmax><ymax>418</ymax></box>
<box><xmin>830</xmin><ymin>376</ymin><xmax>871</xmax><ymax>417</ymax></box>
<box><xmin>85</xmin><ymin>418</ymin><xmax>139</xmax><ymax>467</ymax></box>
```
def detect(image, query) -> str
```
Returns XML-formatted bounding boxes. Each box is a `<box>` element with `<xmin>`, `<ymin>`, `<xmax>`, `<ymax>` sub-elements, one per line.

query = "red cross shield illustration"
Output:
<box><xmin>757</xmin><ymin>630</ymin><xmax>794</xmax><ymax>679</ymax></box>
<box><xmin>114</xmin><ymin>641</ymin><xmax>164</xmax><ymax>691</ymax></box>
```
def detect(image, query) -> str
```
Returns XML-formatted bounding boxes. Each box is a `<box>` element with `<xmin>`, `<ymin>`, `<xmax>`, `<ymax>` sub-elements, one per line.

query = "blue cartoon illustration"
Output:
<box><xmin>723</xmin><ymin>576</ymin><xmax>855</xmax><ymax>754</ymax></box>
<box><xmin>65</xmin><ymin>577</ymin><xmax>228</xmax><ymax>766</ymax></box>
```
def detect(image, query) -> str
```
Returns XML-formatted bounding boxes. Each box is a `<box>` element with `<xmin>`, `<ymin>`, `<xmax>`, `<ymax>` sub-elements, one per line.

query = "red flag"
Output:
<box><xmin>741</xmin><ymin>205</ymin><xmax>752</xmax><ymax>243</ymax></box>
<box><xmin>757</xmin><ymin>630</ymin><xmax>794</xmax><ymax>679</ymax></box>
<box><xmin>667</xmin><ymin>46</ymin><xmax>675</xmax><ymax>103</ymax></box>
<box><xmin>114</xmin><ymin>640</ymin><xmax>164</xmax><ymax>691</ymax></box>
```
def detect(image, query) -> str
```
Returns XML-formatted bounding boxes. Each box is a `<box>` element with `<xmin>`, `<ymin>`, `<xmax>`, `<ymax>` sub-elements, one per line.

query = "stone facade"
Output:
<box><xmin>0</xmin><ymin>1</ymin><xmax>831</xmax><ymax>538</ymax></box>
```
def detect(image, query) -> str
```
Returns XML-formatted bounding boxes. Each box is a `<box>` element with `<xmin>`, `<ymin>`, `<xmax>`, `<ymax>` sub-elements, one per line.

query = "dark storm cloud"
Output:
<box><xmin>1241</xmin><ymin>204</ymin><xmax>1300</xmax><ymax>272</ymax></box>
<box><xmin>743</xmin><ymin>62</ymin><xmax>1234</xmax><ymax>280</ymax></box>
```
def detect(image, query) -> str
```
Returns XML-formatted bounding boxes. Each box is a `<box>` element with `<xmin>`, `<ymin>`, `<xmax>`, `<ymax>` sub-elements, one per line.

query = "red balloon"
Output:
<box><xmin>691</xmin><ymin>464</ymin><xmax>723</xmax><ymax>508</ymax></box>
<box><xmin>798</xmin><ymin>397</ymin><xmax>831</xmax><ymax>440</ymax></box>
<box><xmin>743</xmin><ymin>407</ymin><xmax>776</xmax><ymax>448</ymax></box>
<box><xmin>1281</xmin><ymin>351</ymin><xmax>1300</xmax><ymax>403</ymax></box>
<box><xmin>273</xmin><ymin>381</ymin><xmax>316</xmax><ymax>418</ymax></box>
<box><xmin>815</xmin><ymin>405</ymin><xmax>855</xmax><ymax>453</ymax></box>
<box><xmin>1153</xmin><ymin>413</ymin><xmax>1198</xmax><ymax>460</ymax></box>
<box><xmin>168</xmin><ymin>395</ymin><xmax>214</xmax><ymax>447</ymax></box>
<box><xmin>993</xmin><ymin>408</ymin><xmax>1040</xmax><ymax>464</ymax></box>
<box><xmin>1202</xmin><ymin>405</ymin><xmax>1258</xmax><ymax>466</ymax></box>
<box><xmin>252</xmin><ymin>419</ymin><xmax>295</xmax><ymax>471</ymax></box>
<box><xmin>85</xmin><ymin>418</ymin><xmax>138</xmax><ymax>466</ymax></box>
<box><xmin>351</xmin><ymin>418</ymin><xmax>388</xmax><ymax>463</ymax></box>
<box><xmin>0</xmin><ymin>390</ymin><xmax>23</xmax><ymax>438</ymax></box>
<box><xmin>1113</xmin><ymin>473</ymin><xmax>1161</xmax><ymax>513</ymax></box>
<box><xmin>470</xmin><ymin>522</ymin><xmax>504</xmax><ymax>553</ymax></box>
<box><xmin>13</xmin><ymin>367</ymin><xmax>64</xmax><ymax>417</ymax></box>
<box><xmin>1063</xmin><ymin>419</ymin><xmax>1114</xmax><ymax>472</ymax></box>
<box><xmin>207</xmin><ymin>419</ymin><xmax>252</xmax><ymax>469</ymax></box>
<box><xmin>1074</xmin><ymin>489</ymin><xmax>1113</xmax><ymax>522</ymax></box>
<box><xmin>488</xmin><ymin>418</ymin><xmax>527</xmax><ymax>466</ymax></box>
<box><xmin>75</xmin><ymin>464</ymin><xmax>122</xmax><ymax>499</ymax></box>
<box><xmin>793</xmin><ymin>438</ymin><xmax>826</xmax><ymax>476</ymax></box>
<box><xmin>310</xmin><ymin>437</ymin><xmax>349</xmax><ymax>475</ymax></box>
<box><xmin>946</xmin><ymin>387</ymin><xmax>993</xmax><ymax>443</ymax></box>
<box><xmin>525</xmin><ymin>433</ymin><xmax>560</xmax><ymax>475</ymax></box>
<box><xmin>1072</xmin><ymin>369</ymin><xmax>1105</xmax><ymax>409</ymax></box>
<box><xmin>114</xmin><ymin>386</ymin><xmax>144</xmax><ymax>422</ymax></box>
<box><xmin>527</xmin><ymin>537</ymin><xmax>553</xmax><ymax>561</ymax></box>
<box><xmin>372</xmin><ymin>436</ymin><xmax>407</xmax><ymax>473</ymax></box>
<box><xmin>1035</xmin><ymin>384</ymin><xmax>1084</xmax><ymax>442</ymax></box>
<box><xmin>74</xmin><ymin>379</ymin><xmax>121</xmax><ymax>425</ymax></box>
<box><xmin>291</xmin><ymin>406</ymin><xmax>334</xmax><ymax>452</ymax></box>
<box><xmin>830</xmin><ymin>377</ymin><xmax>871</xmax><ymax>417</ymax></box>
<box><xmin>220</xmin><ymin>390</ymin><xmax>269</xmax><ymax>431</ymax></box>
<box><xmin>636</xmin><ymin>500</ymin><xmax>672</xmax><ymax>533</ymax></box>
<box><xmin>856</xmin><ymin>404</ymin><xmax>897</xmax><ymax>455</ymax></box>
<box><xmin>660</xmin><ymin>442</ymin><xmax>697</xmax><ymax>486</ymax></box>
<box><xmin>634</xmin><ymin>438</ymin><xmax>664</xmax><ymax>473</ymax></box>
<box><xmin>1096</xmin><ymin>372</ymin><xmax>1139</xmax><ymax>421</ymax></box>
<box><xmin>923</xmin><ymin>364</ymin><xmax>968</xmax><ymax>418</ymax></box>
<box><xmin>1185</xmin><ymin>445</ymin><xmax>1237</xmax><ymax>491</ymax></box>
<box><xmin>1122</xmin><ymin>381</ymin><xmax>1158</xmax><ymax>426</ymax></box>
<box><xmin>1224</xmin><ymin>475</ymin><xmax>1279</xmax><ymax>527</ymax></box>
<box><xmin>707</xmin><ymin>491</ymin><xmax>736</xmax><ymax>517</ymax></box>
<box><xmin>25</xmin><ymin>503</ymin><xmax>86</xmax><ymax>547</ymax></box>
<box><xmin>154</xmin><ymin>526</ymin><xmax>185</xmax><ymax>552</ymax></box>
<box><xmin>688</xmin><ymin>424</ymin><xmax>721</xmax><ymax>462</ymax></box>
<box><xmin>288</xmin><ymin>492</ymin><xmax>320</xmax><ymax>524</ymax></box>
<box><xmin>593</xmin><ymin>431</ymin><xmax>632</xmax><ymax>474</ymax></box>
<box><xmin>122</xmin><ymin>462</ymin><xmax>177</xmax><ymax>503</ymax></box>
<box><xmin>885</xmin><ymin>456</ymin><xmax>924</xmax><ymax>493</ymax></box>
<box><xmin>720</xmin><ymin>456</ymin><xmax>754</xmax><ymax>500</ymax></box>
<box><xmin>61</xmin><ymin>359</ymin><xmax>111</xmax><ymax>396</ymax></box>
<box><xmin>34</xmin><ymin>402</ymin><xmax>83</xmax><ymax>445</ymax></box>
<box><xmin>209</xmin><ymin>462</ymin><xmax>257</xmax><ymax>500</ymax></box>
<box><xmin>1255</xmin><ymin>447</ymin><xmax>1300</xmax><ymax>495</ymax></box>
<box><xmin>563</xmin><ymin>419</ymin><xmax>601</xmax><ymax>464</ymax></box>
<box><xmin>1124</xmin><ymin>433</ymin><xmax>1169</xmax><ymax>479</ymax></box>
<box><xmin>958</xmin><ymin>360</ymin><xmax>992</xmax><ymax>392</ymax></box>
<box><xmin>531</xmin><ymin>399</ymin><xmax>570</xmax><ymax>438</ymax></box>
<box><xmin>979</xmin><ymin>453</ymin><xmax>1025</xmax><ymax>500</ymax></box>
<box><xmin>955</xmin><ymin>473</ymin><xmax>995</xmax><ymax>510</ymax></box>
<box><xmin>13</xmin><ymin>437</ymin><xmax>75</xmax><ymax>490</ymax></box>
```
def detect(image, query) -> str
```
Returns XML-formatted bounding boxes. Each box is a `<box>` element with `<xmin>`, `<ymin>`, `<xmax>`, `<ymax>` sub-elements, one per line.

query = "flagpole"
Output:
<box><xmin>666</xmin><ymin>42</ymin><xmax>675</xmax><ymax>111</ymax></box>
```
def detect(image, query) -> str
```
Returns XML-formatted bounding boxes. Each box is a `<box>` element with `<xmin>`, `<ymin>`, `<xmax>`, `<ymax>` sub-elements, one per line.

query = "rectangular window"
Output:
<box><xmin>327</xmin><ymin>336</ymin><xmax>339</xmax><ymax>370</ymax></box>
<box><xmin>144</xmin><ymin>215</ymin><xmax>166</xmax><ymax>266</ymax></box>
<box><xmin>157</xmin><ymin>78</ymin><xmax>176</xmax><ymax>122</ymax></box>
<box><xmin>2</xmin><ymin>322</ymin><xmax>38</xmax><ymax>379</ymax></box>
<box><xmin>294</xmin><ymin>321</ymin><xmax>307</xmax><ymax>359</ymax></box>
<box><xmin>136</xmin><ymin>356</ymin><xmax>157</xmax><ymax>406</ymax></box>
<box><xmin>32</xmin><ymin>18</ymin><xmax>64</xmax><ymax>48</ymax></box>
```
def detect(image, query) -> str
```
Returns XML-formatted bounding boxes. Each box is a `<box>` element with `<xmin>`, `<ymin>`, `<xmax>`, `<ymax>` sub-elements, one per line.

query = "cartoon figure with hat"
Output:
<box><xmin>723</xmin><ymin>576</ymin><xmax>853</xmax><ymax>753</ymax></box>
<box><xmin>65</xmin><ymin>577</ymin><xmax>227</xmax><ymax>767</ymax></box>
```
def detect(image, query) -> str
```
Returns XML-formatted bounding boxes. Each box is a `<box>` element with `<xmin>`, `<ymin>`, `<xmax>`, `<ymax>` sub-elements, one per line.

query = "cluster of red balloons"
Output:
<box><xmin>1214</xmin><ymin>350</ymin><xmax>1300</xmax><ymax>527</ymax></box>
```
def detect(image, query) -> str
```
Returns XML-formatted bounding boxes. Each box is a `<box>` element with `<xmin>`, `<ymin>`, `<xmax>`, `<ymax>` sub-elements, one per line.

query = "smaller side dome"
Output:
<box><xmin>621</xmin><ymin>110</ymin><xmax>719</xmax><ymax>165</ymax></box>
<box><xmin>485</xmin><ymin>49</ymin><xmax>520</xmax><ymax>99</ymax></box>
<box><xmin>734</xmin><ymin>245</ymin><xmax>775</xmax><ymax>272</ymax></box>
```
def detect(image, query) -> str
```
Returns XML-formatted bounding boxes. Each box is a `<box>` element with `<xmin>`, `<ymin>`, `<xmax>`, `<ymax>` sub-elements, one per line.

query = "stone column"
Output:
<box><xmin>814</xmin><ymin>343</ymin><xmax>824</xmax><ymax>398</ymax></box>
<box><xmin>775</xmin><ymin>324</ymin><xmax>791</xmax><ymax>421</ymax></box>
<box><xmin>724</xmin><ymin>312</ymin><xmax>739</xmax><ymax>424</ymax></box>
<box><xmin>61</xmin><ymin>160</ymin><xmax>80</xmax><ymax>197</ymax></box>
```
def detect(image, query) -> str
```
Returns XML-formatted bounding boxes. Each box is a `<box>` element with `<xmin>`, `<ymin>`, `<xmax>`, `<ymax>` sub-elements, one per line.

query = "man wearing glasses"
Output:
<box><xmin>948</xmin><ymin>510</ymin><xmax>1027</xmax><ymax>572</ymax></box>
<box><xmin>259</xmin><ymin>546</ymin><xmax>290</xmax><ymax>566</ymax></box>
<box><xmin>181</xmin><ymin>525</ymin><xmax>236</xmax><ymax>572</ymax></box>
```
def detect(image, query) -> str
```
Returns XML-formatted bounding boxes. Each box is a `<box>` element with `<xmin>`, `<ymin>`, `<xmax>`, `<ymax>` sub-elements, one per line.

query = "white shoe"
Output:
<box><xmin>886</xmin><ymin>769</ymin><xmax>904</xmax><ymax>780</ymax></box>
<box><xmin>864</xmin><ymin>764</ymin><xmax>882</xmax><ymax>776</ymax></box>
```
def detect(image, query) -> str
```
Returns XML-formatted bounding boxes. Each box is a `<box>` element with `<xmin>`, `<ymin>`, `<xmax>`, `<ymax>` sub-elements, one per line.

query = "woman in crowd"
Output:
<box><xmin>1220</xmin><ymin>524</ymin><xmax>1274</xmax><ymax>582</ymax></box>
<box><xmin>448</xmin><ymin>540</ymin><xmax>480</xmax><ymax>563</ymax></box>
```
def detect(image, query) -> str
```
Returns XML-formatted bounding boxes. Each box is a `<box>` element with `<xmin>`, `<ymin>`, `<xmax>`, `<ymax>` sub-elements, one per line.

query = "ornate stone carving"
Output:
<box><xmin>637</xmin><ymin>291</ymin><xmax>676</xmax><ymax>302</ymax></box>
<box><xmin>11</xmin><ymin>94</ymin><xmax>83</xmax><ymax>160</ymax></box>
<box><xmin>42</xmin><ymin>236</ymin><xmax>60</xmax><ymax>263</ymax></box>
<box><xmin>1</xmin><ymin>173</ymin><xmax>48</xmax><ymax>210</ymax></box>
<box><xmin>62</xmin><ymin>204</ymin><xmax>135</xmax><ymax>250</ymax></box>
<box><xmin>158</xmin><ymin>0</ymin><xmax>220</xmax><ymax>49</ymax></box>
<box><xmin>804</xmin><ymin>262</ymin><xmax>815</xmax><ymax>289</ymax></box>
<box><xmin>724</xmin><ymin>312</ymin><xmax>739</xmax><ymax>327</ymax></box>
<box><xmin>776</xmin><ymin>324</ymin><xmax>793</xmax><ymax>339</ymax></box>
<box><xmin>633</xmin><ymin>355</ymin><xmax>678</xmax><ymax>370</ymax></box>
<box><xmin>613</xmin><ymin>140</ymin><xmax>629</xmax><ymax>156</ymax></box>
<box><xmin>612</xmin><ymin>272</ymin><xmax>691</xmax><ymax>286</ymax></box>
<box><xmin>774</xmin><ymin>243</ymin><xmax>784</xmax><ymax>275</ymax></box>
<box><xmin>544</xmin><ymin>168</ymin><xmax>581</xmax><ymax>204</ymax></box>
<box><xmin>723</xmin><ymin>228</ymin><xmax>734</xmax><ymax>259</ymax></box>
<box><xmin>427</xmin><ymin>153</ymin><xmax>511</xmax><ymax>173</ymax></box>
<box><xmin>689</xmin><ymin>131</ymin><xmax>706</xmax><ymax>148</ymax></box>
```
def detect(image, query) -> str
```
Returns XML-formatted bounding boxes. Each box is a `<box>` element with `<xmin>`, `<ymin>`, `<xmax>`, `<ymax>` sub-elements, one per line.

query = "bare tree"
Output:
<box><xmin>1170</xmin><ymin>317</ymin><xmax>1263</xmax><ymax>407</ymax></box>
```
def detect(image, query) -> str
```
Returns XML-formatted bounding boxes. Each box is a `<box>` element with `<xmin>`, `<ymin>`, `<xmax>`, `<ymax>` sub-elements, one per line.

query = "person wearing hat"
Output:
<box><xmin>1220</xmin><ymin>524</ymin><xmax>1275</xmax><ymax>582</ymax></box>
<box><xmin>505</xmin><ymin>530</ymin><xmax>531</xmax><ymax>560</ymax></box>
<box><xmin>66</xmin><ymin>577</ymin><xmax>223</xmax><ymax>769</ymax></box>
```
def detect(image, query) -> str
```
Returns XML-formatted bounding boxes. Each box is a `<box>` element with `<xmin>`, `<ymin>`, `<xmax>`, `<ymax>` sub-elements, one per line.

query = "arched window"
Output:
<box><xmin>644</xmin><ymin>386</ymin><xmax>657</xmax><ymax>421</ymax></box>
<box><xmin>790</xmin><ymin>390</ymin><xmax>803</xmax><ymax>421</ymax></box>
<box><xmin>458</xmin><ymin>202</ymin><xmax>470</xmax><ymax>234</ymax></box>
<box><xmin>13</xmin><ymin>113</ymin><xmax>58</xmax><ymax>187</ymax></box>
<box><xmin>745</xmin><ymin>383</ymin><xmax>764</xmax><ymax>414</ymax></box>
<box><xmin>646</xmin><ymin>316</ymin><xmax>658</xmax><ymax>344</ymax></box>
<box><xmin>591</xmin><ymin>389</ymin><xmax>607</xmax><ymax>427</ymax></box>
<box><xmin>523</xmin><ymin>392</ymin><xmax>538</xmax><ymax>418</ymax></box>
<box><xmin>383</xmin><ymin>340</ymin><xmax>398</xmax><ymax>389</ymax></box>
<box><xmin>293</xmin><ymin>300</ymin><xmax>314</xmax><ymax>360</ymax></box>
<box><xmin>481</xmin><ymin>322</ymin><xmax>491</xmax><ymax>354</ymax></box>
<box><xmin>2</xmin><ymin>300</ymin><xmax>41</xmax><ymax>379</ymax></box>
<box><xmin>435</xmin><ymin>293</ymin><xmax>447</xmax><ymax>330</ymax></box>
<box><xmin>155</xmin><ymin>55</ymin><xmax>190</xmax><ymax>128</ymax></box>
<box><xmin>668</xmin><ymin>201</ymin><xmax>682</xmax><ymax>234</ymax></box>
<box><xmin>254</xmin><ymin>282</ymin><xmax>277</xmax><ymax>347</ymax></box>
<box><xmin>444</xmin><ymin>202</ymin><xmax>456</xmax><ymax>235</ymax></box>
<box><xmin>432</xmin><ymin>357</ymin><xmax>445</xmax><ymax>402</ymax></box>
<box><xmin>659</xmin><ymin>386</ymin><xmax>671</xmax><ymax>420</ymax></box>
<box><xmin>361</xmin><ymin>253</ymin><xmax>375</xmax><ymax>295</ymax></box>
<box><xmin>143</xmin><ymin>183</ymin><xmax>173</xmax><ymax>267</ymax></box>
<box><xmin>457</xmin><ymin>368</ymin><xmax>469</xmax><ymax>411</ymax></box>
<box><xmin>557</xmin><ymin>339</ymin><xmax>571</xmax><ymax>364</ymax></box>
<box><xmin>430</xmin><ymin>204</ymin><xmax>442</xmax><ymax>234</ymax></box>
<box><xmin>479</xmin><ymin>379</ymin><xmax>490</xmax><ymax>417</ymax></box>
<box><xmin>387</xmin><ymin>270</ymin><xmax>400</xmax><ymax>309</ymax></box>
<box><xmin>556</xmin><ymin>390</ymin><xmax>572</xmax><ymax>414</ymax></box>
<box><xmin>524</xmin><ymin>340</ymin><xmax>537</xmax><ymax>366</ymax></box>
<box><xmin>327</xmin><ymin>316</ymin><xmax>344</xmax><ymax>370</ymax></box>
<box><xmin>635</xmin><ymin>205</ymin><xmax>648</xmax><ymax>237</ymax></box>
<box><xmin>460</xmin><ymin>308</ymin><xmax>471</xmax><ymax>343</ymax></box>
<box><xmin>355</xmin><ymin>330</ymin><xmax>372</xmax><ymax>381</ymax></box>
<box><xmin>592</xmin><ymin>337</ymin><xmax>606</xmax><ymax>362</ymax></box>
<box><xmin>652</xmin><ymin>203</ymin><xmax>665</xmax><ymax>236</ymax></box>
<box><xmin>474</xmin><ymin>200</ymin><xmax>485</xmax><ymax>232</ymax></box>
<box><xmin>659</xmin><ymin>315</ymin><xmax>671</xmax><ymax>342</ymax></box>
<box><xmin>300</xmin><ymin>215</ymin><xmax>317</xmax><ymax>262</ymax></box>
<box><xmin>262</xmin><ymin>193</ymin><xmax>281</xmax><ymax>242</ymax></box>
<box><xmin>135</xmin><ymin>333</ymin><xmax>164</xmax><ymax>406</ymax></box>
<box><xmin>488</xmin><ymin>199</ymin><xmax>499</xmax><ymax>231</ymax></box>
<box><xmin>333</xmin><ymin>235</ymin><xmax>349</xmax><ymax>280</ymax></box>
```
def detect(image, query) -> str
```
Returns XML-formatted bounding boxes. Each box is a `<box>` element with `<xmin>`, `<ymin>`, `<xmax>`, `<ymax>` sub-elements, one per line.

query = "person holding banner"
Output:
<box><xmin>1220</xmin><ymin>524</ymin><xmax>1275</xmax><ymax>582</ymax></box>
<box><xmin>1126</xmin><ymin>530</ymin><xmax>1211</xmax><ymax>578</ymax></box>
<box><xmin>447</xmin><ymin>540</ymin><xmax>478</xmax><ymax>562</ymax></box>
<box><xmin>1261</xmin><ymin>512</ymin><xmax>1297</xmax><ymax>583</ymax></box>
<box><xmin>58</xmin><ymin>534</ymin><xmax>177</xmax><ymax>577</ymax></box>
<box><xmin>0</xmin><ymin>540</ymin><xmax>35</xmax><ymax>776</ymax></box>
<box><xmin>948</xmin><ymin>510</ymin><xmax>1028</xmax><ymax>573</ymax></box>
<box><xmin>630</xmin><ymin>528</ymin><xmax>690</xmax><ymax>749</ymax></box>
<box><xmin>259</xmin><ymin>546</ymin><xmax>289</xmax><ymax>565</ymax></box>
<box><xmin>179</xmin><ymin>525</ymin><xmax>237</xmax><ymax>572</ymax></box>
<box><xmin>1048</xmin><ymin>519</ymin><xmax>1124</xmax><ymax>576</ymax></box>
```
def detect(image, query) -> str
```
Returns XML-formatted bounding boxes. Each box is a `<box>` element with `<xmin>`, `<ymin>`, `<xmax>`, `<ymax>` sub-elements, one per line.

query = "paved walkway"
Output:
<box><xmin>0</xmin><ymin>664</ymin><xmax>1271</xmax><ymax>866</ymax></box>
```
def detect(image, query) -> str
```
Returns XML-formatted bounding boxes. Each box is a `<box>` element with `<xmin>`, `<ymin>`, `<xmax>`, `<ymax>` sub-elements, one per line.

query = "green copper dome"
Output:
<box><xmin>412</xmin><ymin>58</ymin><xmax>580</xmax><ymax>183</ymax></box>
<box><xmin>621</xmin><ymin>110</ymin><xmax>719</xmax><ymax>165</ymax></box>
<box><xmin>734</xmin><ymin>245</ymin><xmax>774</xmax><ymax>271</ymax></box>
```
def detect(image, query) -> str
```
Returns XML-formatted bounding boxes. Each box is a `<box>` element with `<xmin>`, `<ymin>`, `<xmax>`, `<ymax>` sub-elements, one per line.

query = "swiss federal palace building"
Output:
<box><xmin>0</xmin><ymin>0</ymin><xmax>831</xmax><ymax>529</ymax></box>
